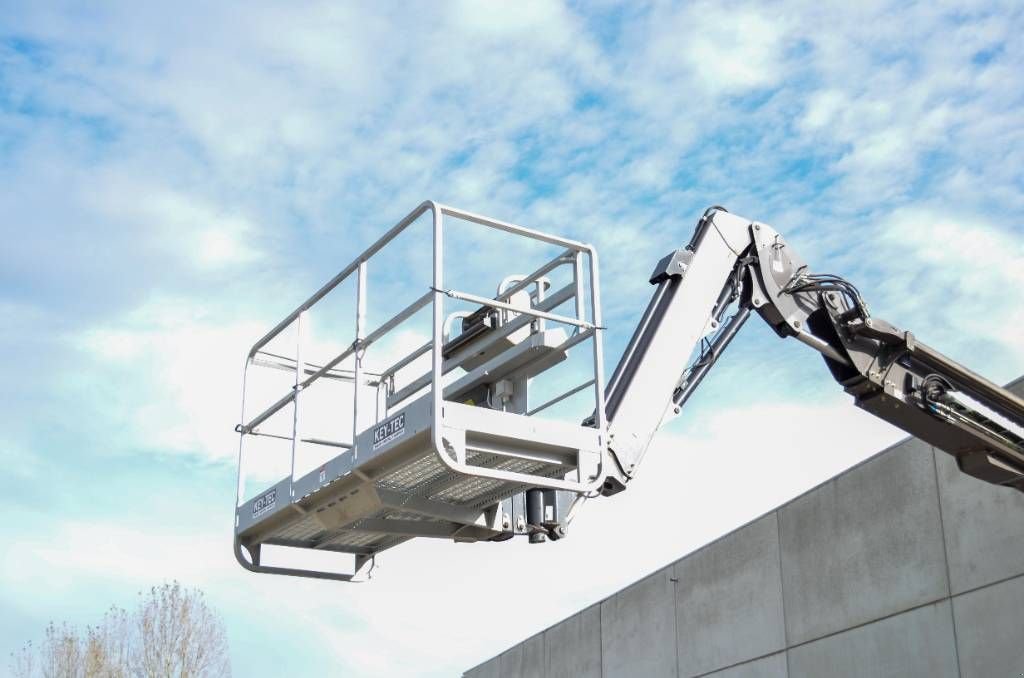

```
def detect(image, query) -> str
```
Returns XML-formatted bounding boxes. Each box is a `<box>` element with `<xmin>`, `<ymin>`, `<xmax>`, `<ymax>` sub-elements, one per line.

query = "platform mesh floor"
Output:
<box><xmin>259</xmin><ymin>450</ymin><xmax>568</xmax><ymax>555</ymax></box>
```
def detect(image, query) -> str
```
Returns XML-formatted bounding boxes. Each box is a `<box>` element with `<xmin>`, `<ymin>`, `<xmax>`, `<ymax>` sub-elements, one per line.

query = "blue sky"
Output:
<box><xmin>3</xmin><ymin>1</ymin><xmax>1024</xmax><ymax>676</ymax></box>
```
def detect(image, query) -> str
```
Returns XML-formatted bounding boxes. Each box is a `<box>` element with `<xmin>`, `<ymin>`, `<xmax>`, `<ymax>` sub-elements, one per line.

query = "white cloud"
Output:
<box><xmin>799</xmin><ymin>88</ymin><xmax>846</xmax><ymax>131</ymax></box>
<box><xmin>790</xmin><ymin>2</ymin><xmax>1024</xmax><ymax>205</ymax></box>
<box><xmin>1</xmin><ymin>521</ymin><xmax>233</xmax><ymax>594</ymax></box>
<box><xmin>685</xmin><ymin>6</ymin><xmax>788</xmax><ymax>94</ymax></box>
<box><xmin>78</xmin><ymin>297</ymin><xmax>268</xmax><ymax>463</ymax></box>
<box><xmin>87</xmin><ymin>182</ymin><xmax>262</xmax><ymax>270</ymax></box>
<box><xmin>868</xmin><ymin>207</ymin><xmax>1024</xmax><ymax>370</ymax></box>
<box><xmin>626</xmin><ymin>1</ymin><xmax>789</xmax><ymax>101</ymax></box>
<box><xmin>4</xmin><ymin>2</ymin><xmax>1024</xmax><ymax>676</ymax></box>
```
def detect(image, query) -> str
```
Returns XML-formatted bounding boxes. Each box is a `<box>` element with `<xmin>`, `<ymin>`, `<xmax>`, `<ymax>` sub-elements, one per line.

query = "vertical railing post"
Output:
<box><xmin>587</xmin><ymin>249</ymin><xmax>607</xmax><ymax>434</ymax></box>
<box><xmin>353</xmin><ymin>261</ymin><xmax>368</xmax><ymax>460</ymax></box>
<box><xmin>573</xmin><ymin>251</ymin><xmax>585</xmax><ymax>324</ymax></box>
<box><xmin>235</xmin><ymin>359</ymin><xmax>250</xmax><ymax>515</ymax></box>
<box><xmin>291</xmin><ymin>310</ymin><xmax>307</xmax><ymax>500</ymax></box>
<box><xmin>430</xmin><ymin>205</ymin><xmax>445</xmax><ymax>449</ymax></box>
<box><xmin>534</xmin><ymin>277</ymin><xmax>547</xmax><ymax>334</ymax></box>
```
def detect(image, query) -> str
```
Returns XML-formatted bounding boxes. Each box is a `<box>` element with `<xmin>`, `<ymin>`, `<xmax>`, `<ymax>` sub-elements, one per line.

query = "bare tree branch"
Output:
<box><xmin>11</xmin><ymin>582</ymin><xmax>230</xmax><ymax>678</ymax></box>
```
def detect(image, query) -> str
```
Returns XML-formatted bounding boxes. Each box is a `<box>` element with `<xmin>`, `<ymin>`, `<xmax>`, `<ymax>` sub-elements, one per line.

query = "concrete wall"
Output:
<box><xmin>464</xmin><ymin>377</ymin><xmax>1024</xmax><ymax>678</ymax></box>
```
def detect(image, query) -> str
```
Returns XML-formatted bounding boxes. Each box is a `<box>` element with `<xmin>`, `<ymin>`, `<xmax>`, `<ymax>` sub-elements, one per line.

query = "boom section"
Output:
<box><xmin>603</xmin><ymin>209</ymin><xmax>754</xmax><ymax>492</ymax></box>
<box><xmin>742</xmin><ymin>215</ymin><xmax>1024</xmax><ymax>493</ymax></box>
<box><xmin>603</xmin><ymin>207</ymin><xmax>1024</xmax><ymax>495</ymax></box>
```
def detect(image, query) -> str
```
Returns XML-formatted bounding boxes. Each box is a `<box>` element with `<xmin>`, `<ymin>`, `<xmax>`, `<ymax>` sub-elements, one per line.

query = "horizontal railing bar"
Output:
<box><xmin>438</xmin><ymin>203</ymin><xmax>592</xmax><ymax>251</ymax></box>
<box><xmin>255</xmin><ymin>349</ymin><xmax>314</xmax><ymax>365</ymax></box>
<box><xmin>239</xmin><ymin>430</ymin><xmax>353</xmax><ymax>451</ymax></box>
<box><xmin>379</xmin><ymin>340</ymin><xmax>432</xmax><ymax>379</ymax></box>
<box><xmin>396</xmin><ymin>327</ymin><xmax>597</xmax><ymax>415</ymax></box>
<box><xmin>257</xmin><ymin>349</ymin><xmax>382</xmax><ymax>377</ymax></box>
<box><xmin>387</xmin><ymin>283</ymin><xmax>578</xmax><ymax>407</ymax></box>
<box><xmin>241</xmin><ymin>291</ymin><xmax>432</xmax><ymax>433</ymax></box>
<box><xmin>435</xmin><ymin>288</ymin><xmax>597</xmax><ymax>330</ymax></box>
<box><xmin>300</xmin><ymin>291</ymin><xmax>431</xmax><ymax>388</ymax></box>
<box><xmin>240</xmin><ymin>390</ymin><xmax>296</xmax><ymax>434</ymax></box>
<box><xmin>251</xmin><ymin>355</ymin><xmax>381</xmax><ymax>384</ymax></box>
<box><xmin>444</xmin><ymin>283</ymin><xmax>577</xmax><ymax>368</ymax></box>
<box><xmin>496</xmin><ymin>250</ymin><xmax>573</xmax><ymax>302</ymax></box>
<box><xmin>552</xmin><ymin>326</ymin><xmax>596</xmax><ymax>354</ymax></box>
<box><xmin>527</xmin><ymin>379</ymin><xmax>596</xmax><ymax>416</ymax></box>
<box><xmin>246</xmin><ymin>430</ymin><xmax>293</xmax><ymax>442</ymax></box>
<box><xmin>360</xmin><ymin>290</ymin><xmax>433</xmax><ymax>351</ymax></box>
<box><xmin>248</xmin><ymin>201</ymin><xmax>593</xmax><ymax>361</ymax></box>
<box><xmin>384</xmin><ymin>378</ymin><xmax>426</xmax><ymax>414</ymax></box>
<box><xmin>386</xmin><ymin>373</ymin><xmax>433</xmax><ymax>411</ymax></box>
<box><xmin>303</xmin><ymin>437</ymin><xmax>353</xmax><ymax>449</ymax></box>
<box><xmin>249</xmin><ymin>202</ymin><xmax>434</xmax><ymax>358</ymax></box>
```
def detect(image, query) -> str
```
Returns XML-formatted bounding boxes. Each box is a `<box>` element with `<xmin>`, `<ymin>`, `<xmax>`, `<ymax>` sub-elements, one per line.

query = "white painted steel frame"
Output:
<box><xmin>604</xmin><ymin>210</ymin><xmax>752</xmax><ymax>475</ymax></box>
<box><xmin>427</xmin><ymin>203</ymin><xmax>607</xmax><ymax>494</ymax></box>
<box><xmin>234</xmin><ymin>201</ymin><xmax>608</xmax><ymax>580</ymax></box>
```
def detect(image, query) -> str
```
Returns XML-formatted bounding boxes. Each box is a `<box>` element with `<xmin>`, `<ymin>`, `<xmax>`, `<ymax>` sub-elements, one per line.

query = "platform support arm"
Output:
<box><xmin>602</xmin><ymin>208</ymin><xmax>754</xmax><ymax>493</ymax></box>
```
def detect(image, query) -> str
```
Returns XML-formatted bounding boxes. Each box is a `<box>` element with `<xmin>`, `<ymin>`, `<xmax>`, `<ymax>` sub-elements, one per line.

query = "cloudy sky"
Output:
<box><xmin>3</xmin><ymin>1</ymin><xmax>1023</xmax><ymax>676</ymax></box>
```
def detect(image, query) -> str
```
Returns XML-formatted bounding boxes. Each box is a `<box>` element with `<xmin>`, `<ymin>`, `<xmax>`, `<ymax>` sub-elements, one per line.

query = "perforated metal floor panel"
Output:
<box><xmin>237</xmin><ymin>421</ymin><xmax>573</xmax><ymax>559</ymax></box>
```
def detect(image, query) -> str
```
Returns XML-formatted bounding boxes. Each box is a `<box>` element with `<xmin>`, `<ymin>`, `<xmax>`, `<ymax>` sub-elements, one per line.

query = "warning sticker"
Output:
<box><xmin>372</xmin><ymin>413</ymin><xmax>406</xmax><ymax>450</ymax></box>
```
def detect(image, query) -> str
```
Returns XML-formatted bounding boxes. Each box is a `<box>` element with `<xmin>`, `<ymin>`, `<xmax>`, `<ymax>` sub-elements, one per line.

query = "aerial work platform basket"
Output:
<box><xmin>234</xmin><ymin>202</ymin><xmax>607</xmax><ymax>581</ymax></box>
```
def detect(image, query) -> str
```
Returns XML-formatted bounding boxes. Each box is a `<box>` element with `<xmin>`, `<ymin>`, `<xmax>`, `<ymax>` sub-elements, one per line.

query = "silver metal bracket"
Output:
<box><xmin>649</xmin><ymin>249</ymin><xmax>693</xmax><ymax>284</ymax></box>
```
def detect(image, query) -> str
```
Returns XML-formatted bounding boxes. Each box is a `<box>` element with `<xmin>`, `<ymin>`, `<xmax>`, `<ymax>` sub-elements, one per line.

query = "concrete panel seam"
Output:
<box><xmin>783</xmin><ymin>593</ymin><xmax>951</xmax><ymax>654</ymax></box>
<box><xmin>672</xmin><ymin>577</ymin><xmax>681</xmax><ymax>678</ymax></box>
<box><xmin>687</xmin><ymin>649</ymin><xmax>792</xmax><ymax>678</ymax></box>
<box><xmin>778</xmin><ymin>439</ymin><xmax>949</xmax><ymax>645</ymax></box>
<box><xmin>786</xmin><ymin>600</ymin><xmax>960</xmax><ymax>678</ymax></box>
<box><xmin>949</xmin><ymin>569</ymin><xmax>1024</xmax><ymax>602</ymax></box>
<box><xmin>775</xmin><ymin>555</ymin><xmax>1024</xmax><ymax>667</ymax></box>
<box><xmin>949</xmin><ymin>572</ymin><xmax>1024</xmax><ymax>678</ymax></box>
<box><xmin>774</xmin><ymin>509</ymin><xmax>792</xmax><ymax>678</ymax></box>
<box><xmin>931</xmin><ymin>444</ymin><xmax>964</xmax><ymax>678</ymax></box>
